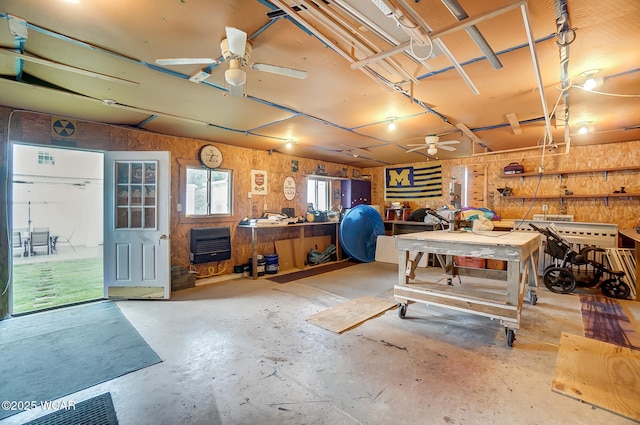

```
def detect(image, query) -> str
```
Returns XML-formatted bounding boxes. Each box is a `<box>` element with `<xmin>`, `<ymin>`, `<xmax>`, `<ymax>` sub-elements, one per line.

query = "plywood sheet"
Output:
<box><xmin>274</xmin><ymin>239</ymin><xmax>296</xmax><ymax>271</ymax></box>
<box><xmin>306</xmin><ymin>295</ymin><xmax>396</xmax><ymax>334</ymax></box>
<box><xmin>579</xmin><ymin>294</ymin><xmax>640</xmax><ymax>350</ymax></box>
<box><xmin>552</xmin><ymin>332</ymin><xmax>640</xmax><ymax>422</ymax></box>
<box><xmin>375</xmin><ymin>235</ymin><xmax>427</xmax><ymax>266</ymax></box>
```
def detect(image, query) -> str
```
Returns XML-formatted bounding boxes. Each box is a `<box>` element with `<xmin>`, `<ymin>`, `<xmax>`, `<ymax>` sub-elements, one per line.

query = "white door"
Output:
<box><xmin>104</xmin><ymin>151</ymin><xmax>170</xmax><ymax>299</ymax></box>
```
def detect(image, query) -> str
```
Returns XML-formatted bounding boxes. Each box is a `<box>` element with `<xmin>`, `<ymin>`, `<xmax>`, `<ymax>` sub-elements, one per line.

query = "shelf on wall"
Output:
<box><xmin>500</xmin><ymin>192</ymin><xmax>640</xmax><ymax>206</ymax></box>
<box><xmin>501</xmin><ymin>165</ymin><xmax>640</xmax><ymax>182</ymax></box>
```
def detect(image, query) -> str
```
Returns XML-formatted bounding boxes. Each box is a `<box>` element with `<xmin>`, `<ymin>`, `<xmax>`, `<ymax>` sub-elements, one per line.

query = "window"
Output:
<box><xmin>185</xmin><ymin>166</ymin><xmax>232</xmax><ymax>216</ymax></box>
<box><xmin>307</xmin><ymin>176</ymin><xmax>331</xmax><ymax>211</ymax></box>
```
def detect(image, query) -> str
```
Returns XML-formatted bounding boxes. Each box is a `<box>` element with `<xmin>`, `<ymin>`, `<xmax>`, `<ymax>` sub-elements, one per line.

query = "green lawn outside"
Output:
<box><xmin>12</xmin><ymin>257</ymin><xmax>103</xmax><ymax>313</ymax></box>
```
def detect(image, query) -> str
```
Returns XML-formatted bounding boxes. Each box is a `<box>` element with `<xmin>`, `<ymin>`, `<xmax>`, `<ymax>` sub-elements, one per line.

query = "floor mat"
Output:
<box><xmin>0</xmin><ymin>301</ymin><xmax>161</xmax><ymax>420</ymax></box>
<box><xmin>266</xmin><ymin>260</ymin><xmax>359</xmax><ymax>283</ymax></box>
<box><xmin>306</xmin><ymin>295</ymin><xmax>397</xmax><ymax>333</ymax></box>
<box><xmin>23</xmin><ymin>393</ymin><xmax>118</xmax><ymax>425</ymax></box>
<box><xmin>579</xmin><ymin>294</ymin><xmax>640</xmax><ymax>349</ymax></box>
<box><xmin>552</xmin><ymin>332</ymin><xmax>640</xmax><ymax>422</ymax></box>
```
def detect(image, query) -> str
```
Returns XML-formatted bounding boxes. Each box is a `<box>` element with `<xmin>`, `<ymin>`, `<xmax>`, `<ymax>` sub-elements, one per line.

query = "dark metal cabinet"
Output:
<box><xmin>341</xmin><ymin>179</ymin><xmax>371</xmax><ymax>208</ymax></box>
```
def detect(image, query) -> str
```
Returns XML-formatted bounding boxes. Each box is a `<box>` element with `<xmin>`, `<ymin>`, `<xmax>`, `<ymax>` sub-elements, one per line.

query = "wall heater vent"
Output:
<box><xmin>190</xmin><ymin>227</ymin><xmax>231</xmax><ymax>264</ymax></box>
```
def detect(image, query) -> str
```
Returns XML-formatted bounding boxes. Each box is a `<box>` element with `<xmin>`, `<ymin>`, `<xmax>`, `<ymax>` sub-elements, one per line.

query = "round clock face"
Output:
<box><xmin>199</xmin><ymin>145</ymin><xmax>223</xmax><ymax>168</ymax></box>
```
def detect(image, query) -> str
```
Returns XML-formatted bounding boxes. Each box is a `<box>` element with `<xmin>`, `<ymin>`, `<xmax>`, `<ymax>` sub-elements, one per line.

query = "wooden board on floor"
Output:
<box><xmin>306</xmin><ymin>295</ymin><xmax>397</xmax><ymax>334</ymax></box>
<box><xmin>552</xmin><ymin>332</ymin><xmax>640</xmax><ymax>422</ymax></box>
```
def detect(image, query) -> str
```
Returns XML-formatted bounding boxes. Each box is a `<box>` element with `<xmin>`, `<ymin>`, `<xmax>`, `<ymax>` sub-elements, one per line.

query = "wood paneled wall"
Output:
<box><xmin>2</xmin><ymin>107</ymin><xmax>639</xmax><ymax>293</ymax></box>
<box><xmin>0</xmin><ymin>109</ymin><xmax>358</xmax><ymax>278</ymax></box>
<box><xmin>364</xmin><ymin>141</ymin><xmax>640</xmax><ymax>228</ymax></box>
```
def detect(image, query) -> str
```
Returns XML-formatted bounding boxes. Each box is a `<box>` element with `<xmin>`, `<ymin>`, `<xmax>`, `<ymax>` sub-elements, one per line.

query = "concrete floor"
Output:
<box><xmin>4</xmin><ymin>261</ymin><xmax>639</xmax><ymax>425</ymax></box>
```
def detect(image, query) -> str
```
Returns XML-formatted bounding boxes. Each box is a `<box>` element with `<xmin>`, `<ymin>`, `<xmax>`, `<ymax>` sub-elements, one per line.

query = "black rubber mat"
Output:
<box><xmin>23</xmin><ymin>393</ymin><xmax>118</xmax><ymax>425</ymax></box>
<box><xmin>266</xmin><ymin>260</ymin><xmax>359</xmax><ymax>283</ymax></box>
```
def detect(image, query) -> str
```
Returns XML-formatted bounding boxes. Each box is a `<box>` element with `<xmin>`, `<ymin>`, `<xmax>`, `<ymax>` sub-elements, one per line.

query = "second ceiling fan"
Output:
<box><xmin>156</xmin><ymin>27</ymin><xmax>308</xmax><ymax>92</ymax></box>
<box><xmin>406</xmin><ymin>135</ymin><xmax>460</xmax><ymax>155</ymax></box>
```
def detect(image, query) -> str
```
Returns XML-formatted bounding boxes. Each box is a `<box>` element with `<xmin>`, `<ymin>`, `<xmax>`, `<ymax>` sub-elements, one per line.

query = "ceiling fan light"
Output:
<box><xmin>225</xmin><ymin>68</ymin><xmax>246</xmax><ymax>86</ymax></box>
<box><xmin>583</xmin><ymin>77</ymin><xmax>597</xmax><ymax>91</ymax></box>
<box><xmin>427</xmin><ymin>146</ymin><xmax>438</xmax><ymax>155</ymax></box>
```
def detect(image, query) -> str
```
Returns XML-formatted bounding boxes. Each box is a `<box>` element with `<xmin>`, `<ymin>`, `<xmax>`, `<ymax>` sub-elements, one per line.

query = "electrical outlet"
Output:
<box><xmin>176</xmin><ymin>203</ymin><xmax>182</xmax><ymax>212</ymax></box>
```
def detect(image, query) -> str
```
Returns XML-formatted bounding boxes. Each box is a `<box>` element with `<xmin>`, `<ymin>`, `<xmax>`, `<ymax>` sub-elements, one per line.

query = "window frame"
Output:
<box><xmin>178</xmin><ymin>159</ymin><xmax>233</xmax><ymax>223</ymax></box>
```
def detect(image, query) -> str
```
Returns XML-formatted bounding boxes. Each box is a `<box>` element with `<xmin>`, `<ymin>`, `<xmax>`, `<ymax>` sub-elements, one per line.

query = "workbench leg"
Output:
<box><xmin>398</xmin><ymin>250</ymin><xmax>410</xmax><ymax>284</ymax></box>
<box><xmin>506</xmin><ymin>261</ymin><xmax>521</xmax><ymax>309</ymax></box>
<box><xmin>251</xmin><ymin>227</ymin><xmax>257</xmax><ymax>280</ymax></box>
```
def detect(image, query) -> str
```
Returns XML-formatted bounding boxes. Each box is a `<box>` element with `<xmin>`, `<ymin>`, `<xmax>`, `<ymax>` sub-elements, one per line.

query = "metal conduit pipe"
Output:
<box><xmin>440</xmin><ymin>0</ymin><xmax>503</xmax><ymax>70</ymax></box>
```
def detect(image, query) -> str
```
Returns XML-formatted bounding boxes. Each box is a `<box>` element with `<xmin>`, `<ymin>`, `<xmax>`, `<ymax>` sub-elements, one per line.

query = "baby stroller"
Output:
<box><xmin>529</xmin><ymin>223</ymin><xmax>630</xmax><ymax>299</ymax></box>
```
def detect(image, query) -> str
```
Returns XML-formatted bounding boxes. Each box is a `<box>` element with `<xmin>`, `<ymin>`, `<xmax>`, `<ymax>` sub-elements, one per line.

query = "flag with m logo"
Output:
<box><xmin>385</xmin><ymin>162</ymin><xmax>442</xmax><ymax>201</ymax></box>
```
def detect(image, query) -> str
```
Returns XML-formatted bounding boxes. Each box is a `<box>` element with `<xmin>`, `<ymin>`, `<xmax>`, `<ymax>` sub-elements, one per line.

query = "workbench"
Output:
<box><xmin>238</xmin><ymin>221</ymin><xmax>340</xmax><ymax>279</ymax></box>
<box><xmin>394</xmin><ymin>230</ymin><xmax>541</xmax><ymax>347</ymax></box>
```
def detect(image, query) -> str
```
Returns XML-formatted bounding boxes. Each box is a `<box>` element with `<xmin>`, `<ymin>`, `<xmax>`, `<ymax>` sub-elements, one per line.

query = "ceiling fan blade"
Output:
<box><xmin>251</xmin><ymin>63</ymin><xmax>308</xmax><ymax>79</ymax></box>
<box><xmin>438</xmin><ymin>145</ymin><xmax>457</xmax><ymax>151</ymax></box>
<box><xmin>226</xmin><ymin>27</ymin><xmax>247</xmax><ymax>56</ymax></box>
<box><xmin>155</xmin><ymin>58</ymin><xmax>217</xmax><ymax>65</ymax></box>
<box><xmin>406</xmin><ymin>146</ymin><xmax>427</xmax><ymax>153</ymax></box>
<box><xmin>437</xmin><ymin>140</ymin><xmax>460</xmax><ymax>145</ymax></box>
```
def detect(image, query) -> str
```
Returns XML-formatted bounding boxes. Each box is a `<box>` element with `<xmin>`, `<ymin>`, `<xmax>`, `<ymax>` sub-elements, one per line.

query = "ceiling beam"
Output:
<box><xmin>0</xmin><ymin>47</ymin><xmax>139</xmax><ymax>86</ymax></box>
<box><xmin>506</xmin><ymin>113</ymin><xmax>523</xmax><ymax>135</ymax></box>
<box><xmin>351</xmin><ymin>0</ymin><xmax>525</xmax><ymax>70</ymax></box>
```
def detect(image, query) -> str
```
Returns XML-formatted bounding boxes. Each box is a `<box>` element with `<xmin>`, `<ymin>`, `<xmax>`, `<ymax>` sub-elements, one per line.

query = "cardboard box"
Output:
<box><xmin>455</xmin><ymin>256</ymin><xmax>486</xmax><ymax>269</ymax></box>
<box><xmin>486</xmin><ymin>259</ymin><xmax>507</xmax><ymax>270</ymax></box>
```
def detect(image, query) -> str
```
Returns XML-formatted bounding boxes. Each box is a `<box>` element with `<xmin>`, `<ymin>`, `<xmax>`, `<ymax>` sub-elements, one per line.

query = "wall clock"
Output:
<box><xmin>198</xmin><ymin>144</ymin><xmax>223</xmax><ymax>169</ymax></box>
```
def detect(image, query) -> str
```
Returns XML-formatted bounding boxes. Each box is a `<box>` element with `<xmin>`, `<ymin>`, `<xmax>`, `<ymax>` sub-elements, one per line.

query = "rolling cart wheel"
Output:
<box><xmin>528</xmin><ymin>290</ymin><xmax>537</xmax><ymax>305</ymax></box>
<box><xmin>398</xmin><ymin>303</ymin><xmax>407</xmax><ymax>319</ymax></box>
<box><xmin>600</xmin><ymin>279</ymin><xmax>631</xmax><ymax>299</ymax></box>
<box><xmin>504</xmin><ymin>328</ymin><xmax>516</xmax><ymax>347</ymax></box>
<box><xmin>543</xmin><ymin>267</ymin><xmax>576</xmax><ymax>294</ymax></box>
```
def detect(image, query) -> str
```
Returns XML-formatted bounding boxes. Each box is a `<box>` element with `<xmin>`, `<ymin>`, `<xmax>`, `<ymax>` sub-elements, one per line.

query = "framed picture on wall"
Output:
<box><xmin>352</xmin><ymin>169</ymin><xmax>360</xmax><ymax>178</ymax></box>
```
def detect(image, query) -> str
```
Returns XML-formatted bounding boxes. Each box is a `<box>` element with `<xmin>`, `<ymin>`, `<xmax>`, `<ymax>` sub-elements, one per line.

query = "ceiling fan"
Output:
<box><xmin>405</xmin><ymin>135</ymin><xmax>460</xmax><ymax>155</ymax></box>
<box><xmin>155</xmin><ymin>27</ymin><xmax>308</xmax><ymax>91</ymax></box>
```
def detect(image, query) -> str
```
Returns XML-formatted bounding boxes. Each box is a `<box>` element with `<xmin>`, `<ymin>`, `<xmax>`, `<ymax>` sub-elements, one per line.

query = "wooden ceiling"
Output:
<box><xmin>1</xmin><ymin>0</ymin><xmax>639</xmax><ymax>167</ymax></box>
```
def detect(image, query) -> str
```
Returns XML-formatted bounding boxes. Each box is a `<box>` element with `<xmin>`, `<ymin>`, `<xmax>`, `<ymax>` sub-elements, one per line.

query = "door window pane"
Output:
<box><xmin>114</xmin><ymin>161</ymin><xmax>158</xmax><ymax>229</ymax></box>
